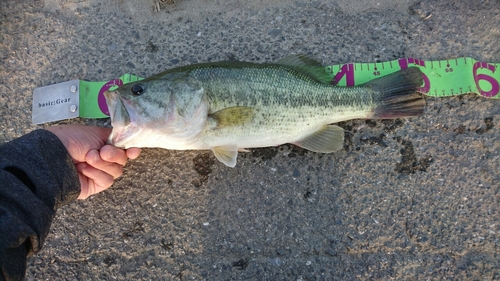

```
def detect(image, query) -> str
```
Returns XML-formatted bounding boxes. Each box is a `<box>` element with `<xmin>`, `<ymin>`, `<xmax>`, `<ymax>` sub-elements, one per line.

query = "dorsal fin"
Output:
<box><xmin>276</xmin><ymin>54</ymin><xmax>331</xmax><ymax>84</ymax></box>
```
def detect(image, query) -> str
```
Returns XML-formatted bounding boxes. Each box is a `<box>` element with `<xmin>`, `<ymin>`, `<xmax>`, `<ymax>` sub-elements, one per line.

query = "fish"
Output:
<box><xmin>104</xmin><ymin>55</ymin><xmax>425</xmax><ymax>167</ymax></box>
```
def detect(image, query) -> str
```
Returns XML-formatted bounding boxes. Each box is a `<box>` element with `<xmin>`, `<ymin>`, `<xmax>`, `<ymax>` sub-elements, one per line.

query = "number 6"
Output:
<box><xmin>473</xmin><ymin>62</ymin><xmax>499</xmax><ymax>98</ymax></box>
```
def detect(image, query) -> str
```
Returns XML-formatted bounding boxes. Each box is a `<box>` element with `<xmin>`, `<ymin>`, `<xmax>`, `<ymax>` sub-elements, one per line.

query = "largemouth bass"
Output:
<box><xmin>105</xmin><ymin>55</ymin><xmax>424</xmax><ymax>167</ymax></box>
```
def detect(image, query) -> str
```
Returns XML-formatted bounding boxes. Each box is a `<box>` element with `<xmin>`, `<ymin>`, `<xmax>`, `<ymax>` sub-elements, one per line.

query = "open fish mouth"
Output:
<box><xmin>104</xmin><ymin>90</ymin><xmax>137</xmax><ymax>147</ymax></box>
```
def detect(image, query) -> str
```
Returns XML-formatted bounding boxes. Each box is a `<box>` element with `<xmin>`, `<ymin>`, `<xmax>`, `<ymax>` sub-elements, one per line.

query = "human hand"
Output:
<box><xmin>46</xmin><ymin>125</ymin><xmax>141</xmax><ymax>199</ymax></box>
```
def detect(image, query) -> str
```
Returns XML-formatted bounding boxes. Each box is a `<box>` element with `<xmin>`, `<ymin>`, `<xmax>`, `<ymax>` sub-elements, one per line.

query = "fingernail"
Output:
<box><xmin>107</xmin><ymin>146</ymin><xmax>116</xmax><ymax>159</ymax></box>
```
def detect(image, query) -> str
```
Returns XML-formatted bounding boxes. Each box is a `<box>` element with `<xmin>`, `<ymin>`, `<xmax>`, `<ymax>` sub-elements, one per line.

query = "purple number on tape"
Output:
<box><xmin>473</xmin><ymin>62</ymin><xmax>499</xmax><ymax>98</ymax></box>
<box><xmin>98</xmin><ymin>79</ymin><xmax>123</xmax><ymax>116</ymax></box>
<box><xmin>398</xmin><ymin>58</ymin><xmax>430</xmax><ymax>93</ymax></box>
<box><xmin>332</xmin><ymin>63</ymin><xmax>355</xmax><ymax>86</ymax></box>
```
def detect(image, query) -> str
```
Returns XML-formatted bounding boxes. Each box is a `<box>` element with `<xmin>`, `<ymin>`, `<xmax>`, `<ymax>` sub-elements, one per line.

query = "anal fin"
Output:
<box><xmin>293</xmin><ymin>125</ymin><xmax>344</xmax><ymax>153</ymax></box>
<box><xmin>212</xmin><ymin>145</ymin><xmax>239</xmax><ymax>167</ymax></box>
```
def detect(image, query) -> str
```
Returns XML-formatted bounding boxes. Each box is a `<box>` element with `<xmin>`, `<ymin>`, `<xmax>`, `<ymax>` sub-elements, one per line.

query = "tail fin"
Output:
<box><xmin>364</xmin><ymin>67</ymin><xmax>425</xmax><ymax>119</ymax></box>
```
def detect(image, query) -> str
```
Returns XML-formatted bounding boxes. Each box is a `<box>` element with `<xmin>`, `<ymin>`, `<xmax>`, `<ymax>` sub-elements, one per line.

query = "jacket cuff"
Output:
<box><xmin>1</xmin><ymin>129</ymin><xmax>81</xmax><ymax>210</ymax></box>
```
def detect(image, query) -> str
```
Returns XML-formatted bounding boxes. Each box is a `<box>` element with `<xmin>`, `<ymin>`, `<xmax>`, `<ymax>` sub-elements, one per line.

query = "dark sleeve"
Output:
<box><xmin>0</xmin><ymin>130</ymin><xmax>81</xmax><ymax>281</ymax></box>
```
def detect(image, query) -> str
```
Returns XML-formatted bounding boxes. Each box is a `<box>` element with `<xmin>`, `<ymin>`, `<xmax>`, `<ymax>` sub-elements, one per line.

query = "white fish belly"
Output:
<box><xmin>198</xmin><ymin>105</ymin><xmax>372</xmax><ymax>149</ymax></box>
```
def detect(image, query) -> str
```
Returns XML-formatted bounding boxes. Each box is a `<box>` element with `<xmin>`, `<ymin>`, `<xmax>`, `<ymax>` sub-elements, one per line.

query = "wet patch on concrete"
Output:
<box><xmin>339</xmin><ymin>119</ymin><xmax>399</xmax><ymax>151</ymax></box>
<box><xmin>161</xmin><ymin>238</ymin><xmax>174</xmax><ymax>250</ymax></box>
<box><xmin>475</xmin><ymin>117</ymin><xmax>494</xmax><ymax>134</ymax></box>
<box><xmin>446</xmin><ymin>117</ymin><xmax>494</xmax><ymax>134</ymax></box>
<box><xmin>103</xmin><ymin>255</ymin><xmax>117</xmax><ymax>267</ymax></box>
<box><xmin>251</xmin><ymin>147</ymin><xmax>279</xmax><ymax>161</ymax></box>
<box><xmin>360</xmin><ymin>133</ymin><xmax>388</xmax><ymax>147</ymax></box>
<box><xmin>394</xmin><ymin>137</ymin><xmax>433</xmax><ymax>174</ymax></box>
<box><xmin>303</xmin><ymin>187</ymin><xmax>313</xmax><ymax>200</ymax></box>
<box><xmin>337</xmin><ymin>120</ymin><xmax>360</xmax><ymax>152</ymax></box>
<box><xmin>232</xmin><ymin>258</ymin><xmax>249</xmax><ymax>270</ymax></box>
<box><xmin>454</xmin><ymin>125</ymin><xmax>467</xmax><ymax>134</ymax></box>
<box><xmin>286</xmin><ymin>144</ymin><xmax>309</xmax><ymax>158</ymax></box>
<box><xmin>145</xmin><ymin>40</ymin><xmax>159</xmax><ymax>52</ymax></box>
<box><xmin>382</xmin><ymin>119</ymin><xmax>404</xmax><ymax>133</ymax></box>
<box><xmin>121</xmin><ymin>221</ymin><xmax>145</xmax><ymax>239</ymax></box>
<box><xmin>365</xmin><ymin>119</ymin><xmax>377</xmax><ymax>128</ymax></box>
<box><xmin>192</xmin><ymin>152</ymin><xmax>215</xmax><ymax>187</ymax></box>
<box><xmin>246</xmin><ymin>144</ymin><xmax>308</xmax><ymax>162</ymax></box>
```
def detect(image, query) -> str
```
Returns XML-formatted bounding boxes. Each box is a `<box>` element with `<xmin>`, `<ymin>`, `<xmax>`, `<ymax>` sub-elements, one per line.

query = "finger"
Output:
<box><xmin>78</xmin><ymin>162</ymin><xmax>115</xmax><ymax>198</ymax></box>
<box><xmin>77</xmin><ymin>173</ymin><xmax>91</xmax><ymax>200</ymax></box>
<box><xmin>126</xmin><ymin>148</ymin><xmax>142</xmax><ymax>160</ymax></box>
<box><xmin>100</xmin><ymin>145</ymin><xmax>128</xmax><ymax>165</ymax></box>
<box><xmin>86</xmin><ymin>149</ymin><xmax>124</xmax><ymax>179</ymax></box>
<box><xmin>80</xmin><ymin>162</ymin><xmax>115</xmax><ymax>188</ymax></box>
<box><xmin>76</xmin><ymin>163</ymin><xmax>94</xmax><ymax>200</ymax></box>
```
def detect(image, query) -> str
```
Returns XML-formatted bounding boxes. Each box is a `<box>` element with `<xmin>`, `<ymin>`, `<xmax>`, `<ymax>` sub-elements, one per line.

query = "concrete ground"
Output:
<box><xmin>1</xmin><ymin>0</ymin><xmax>499</xmax><ymax>280</ymax></box>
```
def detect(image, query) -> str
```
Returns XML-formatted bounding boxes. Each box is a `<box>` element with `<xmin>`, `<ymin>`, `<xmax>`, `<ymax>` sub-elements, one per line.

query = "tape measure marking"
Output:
<box><xmin>473</xmin><ymin>61</ymin><xmax>498</xmax><ymax>97</ymax></box>
<box><xmin>97</xmin><ymin>79</ymin><xmax>123</xmax><ymax>116</ymax></box>
<box><xmin>328</xmin><ymin>57</ymin><xmax>499</xmax><ymax>99</ymax></box>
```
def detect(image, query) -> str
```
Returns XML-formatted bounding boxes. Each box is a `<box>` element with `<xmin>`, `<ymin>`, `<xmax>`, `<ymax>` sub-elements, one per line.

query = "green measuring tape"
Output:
<box><xmin>327</xmin><ymin>57</ymin><xmax>499</xmax><ymax>97</ymax></box>
<box><xmin>31</xmin><ymin>57</ymin><xmax>499</xmax><ymax>124</ymax></box>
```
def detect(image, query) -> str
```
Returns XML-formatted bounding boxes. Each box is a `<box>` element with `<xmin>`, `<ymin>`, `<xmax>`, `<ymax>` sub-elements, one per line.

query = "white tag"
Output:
<box><xmin>32</xmin><ymin>80</ymin><xmax>80</xmax><ymax>124</ymax></box>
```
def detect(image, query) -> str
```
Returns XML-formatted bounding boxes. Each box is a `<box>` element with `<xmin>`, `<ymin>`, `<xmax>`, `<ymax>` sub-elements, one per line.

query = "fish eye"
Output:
<box><xmin>131</xmin><ymin>83</ymin><xmax>145</xmax><ymax>96</ymax></box>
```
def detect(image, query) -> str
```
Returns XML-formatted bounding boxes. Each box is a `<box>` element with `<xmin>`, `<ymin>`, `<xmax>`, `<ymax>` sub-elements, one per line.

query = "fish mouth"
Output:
<box><xmin>104</xmin><ymin>90</ymin><xmax>140</xmax><ymax>148</ymax></box>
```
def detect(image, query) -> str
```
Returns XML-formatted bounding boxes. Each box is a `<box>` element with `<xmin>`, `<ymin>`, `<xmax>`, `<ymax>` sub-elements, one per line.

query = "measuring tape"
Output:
<box><xmin>32</xmin><ymin>57</ymin><xmax>499</xmax><ymax>124</ymax></box>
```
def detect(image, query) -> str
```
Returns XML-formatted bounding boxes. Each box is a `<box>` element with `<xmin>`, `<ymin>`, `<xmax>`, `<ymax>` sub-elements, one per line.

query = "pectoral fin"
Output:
<box><xmin>210</xmin><ymin>106</ymin><xmax>255</xmax><ymax>128</ymax></box>
<box><xmin>293</xmin><ymin>125</ymin><xmax>344</xmax><ymax>153</ymax></box>
<box><xmin>212</xmin><ymin>145</ymin><xmax>239</xmax><ymax>167</ymax></box>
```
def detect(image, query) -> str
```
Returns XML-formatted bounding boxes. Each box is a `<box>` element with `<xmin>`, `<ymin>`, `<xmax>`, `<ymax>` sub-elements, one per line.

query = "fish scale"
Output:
<box><xmin>197</xmin><ymin>66</ymin><xmax>371</xmax><ymax>111</ymax></box>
